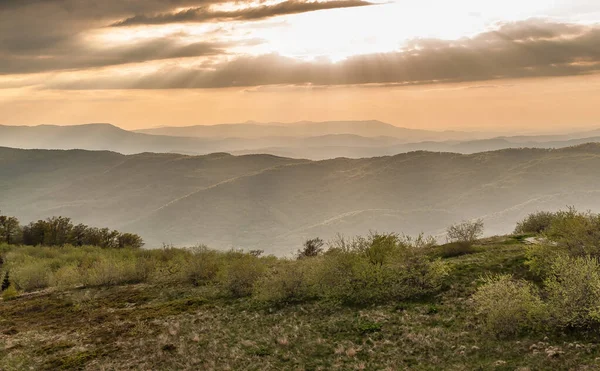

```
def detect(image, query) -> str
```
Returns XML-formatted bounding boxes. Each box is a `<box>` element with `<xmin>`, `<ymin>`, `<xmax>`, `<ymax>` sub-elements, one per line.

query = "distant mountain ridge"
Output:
<box><xmin>2</xmin><ymin>144</ymin><xmax>600</xmax><ymax>254</ymax></box>
<box><xmin>135</xmin><ymin>120</ymin><xmax>489</xmax><ymax>141</ymax></box>
<box><xmin>2</xmin><ymin>122</ymin><xmax>600</xmax><ymax>160</ymax></box>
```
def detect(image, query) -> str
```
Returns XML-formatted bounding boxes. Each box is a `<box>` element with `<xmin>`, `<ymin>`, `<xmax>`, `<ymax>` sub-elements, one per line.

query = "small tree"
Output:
<box><xmin>22</xmin><ymin>220</ymin><xmax>46</xmax><ymax>246</ymax></box>
<box><xmin>514</xmin><ymin>211</ymin><xmax>557</xmax><ymax>234</ymax></box>
<box><xmin>1</xmin><ymin>271</ymin><xmax>10</xmax><ymax>292</ymax></box>
<box><xmin>99</xmin><ymin>228</ymin><xmax>119</xmax><ymax>248</ymax></box>
<box><xmin>446</xmin><ymin>219</ymin><xmax>484</xmax><ymax>244</ymax></box>
<box><xmin>249</xmin><ymin>249</ymin><xmax>264</xmax><ymax>257</ymax></box>
<box><xmin>297</xmin><ymin>238</ymin><xmax>324</xmax><ymax>259</ymax></box>
<box><xmin>0</xmin><ymin>214</ymin><xmax>22</xmax><ymax>245</ymax></box>
<box><xmin>117</xmin><ymin>233</ymin><xmax>144</xmax><ymax>249</ymax></box>
<box><xmin>43</xmin><ymin>216</ymin><xmax>73</xmax><ymax>246</ymax></box>
<box><xmin>69</xmin><ymin>223</ymin><xmax>89</xmax><ymax>246</ymax></box>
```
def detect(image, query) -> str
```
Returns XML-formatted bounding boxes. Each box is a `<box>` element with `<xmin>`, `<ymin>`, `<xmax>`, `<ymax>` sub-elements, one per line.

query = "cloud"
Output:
<box><xmin>46</xmin><ymin>19</ymin><xmax>600</xmax><ymax>90</ymax></box>
<box><xmin>0</xmin><ymin>37</ymin><xmax>235</xmax><ymax>74</ymax></box>
<box><xmin>112</xmin><ymin>0</ymin><xmax>376</xmax><ymax>27</ymax></box>
<box><xmin>0</xmin><ymin>0</ymin><xmax>249</xmax><ymax>74</ymax></box>
<box><xmin>0</xmin><ymin>0</ymin><xmax>367</xmax><ymax>75</ymax></box>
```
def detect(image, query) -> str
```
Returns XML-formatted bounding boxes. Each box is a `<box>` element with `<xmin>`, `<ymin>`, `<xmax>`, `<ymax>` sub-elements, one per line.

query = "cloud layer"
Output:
<box><xmin>112</xmin><ymin>0</ymin><xmax>375</xmax><ymax>27</ymax></box>
<box><xmin>0</xmin><ymin>0</ymin><xmax>376</xmax><ymax>75</ymax></box>
<box><xmin>47</xmin><ymin>20</ymin><xmax>600</xmax><ymax>89</ymax></box>
<box><xmin>1</xmin><ymin>0</ymin><xmax>599</xmax><ymax>90</ymax></box>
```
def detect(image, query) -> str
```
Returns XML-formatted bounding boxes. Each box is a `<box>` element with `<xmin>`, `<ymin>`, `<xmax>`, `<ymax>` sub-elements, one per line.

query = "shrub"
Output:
<box><xmin>76</xmin><ymin>249</ymin><xmax>149</xmax><ymax>287</ymax></box>
<box><xmin>544</xmin><ymin>208</ymin><xmax>600</xmax><ymax>257</ymax></box>
<box><xmin>514</xmin><ymin>211</ymin><xmax>557</xmax><ymax>234</ymax></box>
<box><xmin>254</xmin><ymin>259</ymin><xmax>316</xmax><ymax>305</ymax></box>
<box><xmin>11</xmin><ymin>261</ymin><xmax>51</xmax><ymax>291</ymax></box>
<box><xmin>471</xmin><ymin>274</ymin><xmax>547</xmax><ymax>337</ymax></box>
<box><xmin>220</xmin><ymin>253</ymin><xmax>266</xmax><ymax>297</ymax></box>
<box><xmin>316</xmin><ymin>233</ymin><xmax>448</xmax><ymax>305</ymax></box>
<box><xmin>50</xmin><ymin>264</ymin><xmax>83</xmax><ymax>288</ymax></box>
<box><xmin>1</xmin><ymin>271</ymin><xmax>10</xmax><ymax>291</ymax></box>
<box><xmin>544</xmin><ymin>255</ymin><xmax>600</xmax><ymax>329</ymax></box>
<box><xmin>446</xmin><ymin>219</ymin><xmax>484</xmax><ymax>244</ymax></box>
<box><xmin>181</xmin><ymin>246</ymin><xmax>221</xmax><ymax>286</ymax></box>
<box><xmin>396</xmin><ymin>256</ymin><xmax>449</xmax><ymax>298</ymax></box>
<box><xmin>364</xmin><ymin>233</ymin><xmax>401</xmax><ymax>266</ymax></box>
<box><xmin>526</xmin><ymin>208</ymin><xmax>600</xmax><ymax>276</ymax></box>
<box><xmin>1</xmin><ymin>284</ymin><xmax>18</xmax><ymax>300</ymax></box>
<box><xmin>525</xmin><ymin>243</ymin><xmax>564</xmax><ymax>277</ymax></box>
<box><xmin>316</xmin><ymin>251</ymin><xmax>389</xmax><ymax>305</ymax></box>
<box><xmin>437</xmin><ymin>241</ymin><xmax>477</xmax><ymax>258</ymax></box>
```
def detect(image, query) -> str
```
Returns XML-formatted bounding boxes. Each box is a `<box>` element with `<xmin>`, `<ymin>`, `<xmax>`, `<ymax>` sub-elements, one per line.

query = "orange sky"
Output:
<box><xmin>1</xmin><ymin>0</ymin><xmax>599</xmax><ymax>133</ymax></box>
<box><xmin>1</xmin><ymin>74</ymin><xmax>599</xmax><ymax>133</ymax></box>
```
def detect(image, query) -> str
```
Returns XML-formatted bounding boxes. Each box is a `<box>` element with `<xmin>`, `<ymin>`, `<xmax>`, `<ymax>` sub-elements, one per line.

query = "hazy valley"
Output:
<box><xmin>2</xmin><ymin>143</ymin><xmax>600</xmax><ymax>253</ymax></box>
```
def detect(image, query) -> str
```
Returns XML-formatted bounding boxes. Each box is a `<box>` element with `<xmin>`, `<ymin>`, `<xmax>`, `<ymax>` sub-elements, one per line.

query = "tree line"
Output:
<box><xmin>0</xmin><ymin>213</ymin><xmax>143</xmax><ymax>248</ymax></box>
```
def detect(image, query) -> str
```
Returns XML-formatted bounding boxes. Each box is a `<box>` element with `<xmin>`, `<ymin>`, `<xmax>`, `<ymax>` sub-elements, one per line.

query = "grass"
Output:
<box><xmin>1</xmin><ymin>236</ymin><xmax>600</xmax><ymax>370</ymax></box>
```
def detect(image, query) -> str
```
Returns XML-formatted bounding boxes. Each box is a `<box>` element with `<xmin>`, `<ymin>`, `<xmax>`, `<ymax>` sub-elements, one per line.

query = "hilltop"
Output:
<box><xmin>2</xmin><ymin>231</ymin><xmax>600</xmax><ymax>370</ymax></box>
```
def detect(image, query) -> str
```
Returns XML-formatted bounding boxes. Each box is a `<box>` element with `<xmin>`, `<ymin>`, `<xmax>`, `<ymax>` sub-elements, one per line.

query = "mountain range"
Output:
<box><xmin>2</xmin><ymin>144</ymin><xmax>600</xmax><ymax>254</ymax></box>
<box><xmin>135</xmin><ymin>120</ymin><xmax>489</xmax><ymax>141</ymax></box>
<box><xmin>2</xmin><ymin>121</ymin><xmax>600</xmax><ymax>160</ymax></box>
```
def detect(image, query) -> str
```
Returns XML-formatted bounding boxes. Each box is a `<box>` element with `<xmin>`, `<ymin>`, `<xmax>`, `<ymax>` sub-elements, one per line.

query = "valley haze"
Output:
<box><xmin>2</xmin><ymin>139</ymin><xmax>600</xmax><ymax>254</ymax></box>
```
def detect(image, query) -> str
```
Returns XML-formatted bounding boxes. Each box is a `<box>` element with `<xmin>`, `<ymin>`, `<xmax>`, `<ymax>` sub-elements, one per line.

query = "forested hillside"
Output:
<box><xmin>2</xmin><ymin>145</ymin><xmax>600</xmax><ymax>253</ymax></box>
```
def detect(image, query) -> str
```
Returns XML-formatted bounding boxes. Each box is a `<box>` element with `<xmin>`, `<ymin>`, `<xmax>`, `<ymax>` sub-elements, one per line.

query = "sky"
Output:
<box><xmin>1</xmin><ymin>0</ymin><xmax>599</xmax><ymax>132</ymax></box>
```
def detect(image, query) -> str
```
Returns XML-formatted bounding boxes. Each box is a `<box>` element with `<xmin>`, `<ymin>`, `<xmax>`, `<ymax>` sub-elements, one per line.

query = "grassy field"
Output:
<box><xmin>2</xmin><ymin>236</ymin><xmax>600</xmax><ymax>370</ymax></box>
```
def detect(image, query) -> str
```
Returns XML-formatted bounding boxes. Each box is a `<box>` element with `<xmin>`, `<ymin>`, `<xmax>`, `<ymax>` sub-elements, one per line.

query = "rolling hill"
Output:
<box><xmin>2</xmin><ymin>144</ymin><xmax>600</xmax><ymax>254</ymax></box>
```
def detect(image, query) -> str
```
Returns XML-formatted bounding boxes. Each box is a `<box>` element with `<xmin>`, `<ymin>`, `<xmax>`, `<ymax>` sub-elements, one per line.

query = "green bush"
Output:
<box><xmin>315</xmin><ymin>251</ymin><xmax>381</xmax><ymax>305</ymax></box>
<box><xmin>254</xmin><ymin>259</ymin><xmax>316</xmax><ymax>305</ymax></box>
<box><xmin>316</xmin><ymin>233</ymin><xmax>448</xmax><ymax>305</ymax></box>
<box><xmin>471</xmin><ymin>274</ymin><xmax>547</xmax><ymax>337</ymax></box>
<box><xmin>220</xmin><ymin>252</ymin><xmax>266</xmax><ymax>297</ymax></box>
<box><xmin>526</xmin><ymin>208</ymin><xmax>600</xmax><ymax>276</ymax></box>
<box><xmin>544</xmin><ymin>255</ymin><xmax>600</xmax><ymax>329</ymax></box>
<box><xmin>180</xmin><ymin>246</ymin><xmax>221</xmax><ymax>286</ymax></box>
<box><xmin>514</xmin><ymin>211</ymin><xmax>557</xmax><ymax>234</ymax></box>
<box><xmin>83</xmin><ymin>253</ymin><xmax>148</xmax><ymax>287</ymax></box>
<box><xmin>545</xmin><ymin>208</ymin><xmax>600</xmax><ymax>255</ymax></box>
<box><xmin>525</xmin><ymin>243</ymin><xmax>564</xmax><ymax>277</ymax></box>
<box><xmin>11</xmin><ymin>261</ymin><xmax>51</xmax><ymax>291</ymax></box>
<box><xmin>1</xmin><ymin>284</ymin><xmax>18</xmax><ymax>300</ymax></box>
<box><xmin>446</xmin><ymin>219</ymin><xmax>484</xmax><ymax>244</ymax></box>
<box><xmin>50</xmin><ymin>264</ymin><xmax>83</xmax><ymax>288</ymax></box>
<box><xmin>436</xmin><ymin>241</ymin><xmax>477</xmax><ymax>258</ymax></box>
<box><xmin>0</xmin><ymin>233</ymin><xmax>446</xmax><ymax>306</ymax></box>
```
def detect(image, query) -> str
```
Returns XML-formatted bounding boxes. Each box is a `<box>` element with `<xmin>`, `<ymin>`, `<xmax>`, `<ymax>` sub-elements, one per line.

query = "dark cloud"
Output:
<box><xmin>47</xmin><ymin>20</ymin><xmax>600</xmax><ymax>90</ymax></box>
<box><xmin>0</xmin><ymin>37</ymin><xmax>234</xmax><ymax>74</ymax></box>
<box><xmin>112</xmin><ymin>0</ymin><xmax>376</xmax><ymax>27</ymax></box>
<box><xmin>0</xmin><ymin>0</ymin><xmax>368</xmax><ymax>75</ymax></box>
<box><xmin>0</xmin><ymin>0</ymin><xmax>231</xmax><ymax>74</ymax></box>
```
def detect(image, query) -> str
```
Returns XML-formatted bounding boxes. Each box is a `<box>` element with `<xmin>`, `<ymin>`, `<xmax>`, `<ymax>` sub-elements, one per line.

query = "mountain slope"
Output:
<box><xmin>0</xmin><ymin>123</ymin><xmax>222</xmax><ymax>154</ymax></box>
<box><xmin>2</xmin><ymin>145</ymin><xmax>600</xmax><ymax>253</ymax></box>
